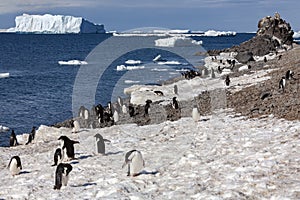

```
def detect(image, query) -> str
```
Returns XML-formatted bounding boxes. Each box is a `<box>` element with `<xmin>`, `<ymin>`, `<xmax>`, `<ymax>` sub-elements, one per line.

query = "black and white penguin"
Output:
<box><xmin>122</xmin><ymin>104</ymin><xmax>127</xmax><ymax>114</ymax></box>
<box><xmin>129</xmin><ymin>104</ymin><xmax>135</xmax><ymax>117</ymax></box>
<box><xmin>117</xmin><ymin>96</ymin><xmax>123</xmax><ymax>108</ymax></box>
<box><xmin>26</xmin><ymin>126</ymin><xmax>36</xmax><ymax>145</ymax></box>
<box><xmin>211</xmin><ymin>68</ymin><xmax>215</xmax><ymax>78</ymax></box>
<box><xmin>72</xmin><ymin>120</ymin><xmax>80</xmax><ymax>133</ymax></box>
<box><xmin>285</xmin><ymin>70</ymin><xmax>295</xmax><ymax>80</ymax></box>
<box><xmin>9</xmin><ymin>129</ymin><xmax>18</xmax><ymax>147</ymax></box>
<box><xmin>122</xmin><ymin>150</ymin><xmax>145</xmax><ymax>177</ymax></box>
<box><xmin>113</xmin><ymin>110</ymin><xmax>119</xmax><ymax>123</ymax></box>
<box><xmin>264</xmin><ymin>56</ymin><xmax>267</xmax><ymax>63</ymax></box>
<box><xmin>172</xmin><ymin>97</ymin><xmax>179</xmax><ymax>109</ymax></box>
<box><xmin>54</xmin><ymin>163</ymin><xmax>73</xmax><ymax>190</ymax></box>
<box><xmin>94</xmin><ymin>133</ymin><xmax>111</xmax><ymax>154</ymax></box>
<box><xmin>154</xmin><ymin>91</ymin><xmax>164</xmax><ymax>96</ymax></box>
<box><xmin>8</xmin><ymin>156</ymin><xmax>22</xmax><ymax>176</ymax></box>
<box><xmin>192</xmin><ymin>107</ymin><xmax>200</xmax><ymax>122</ymax></box>
<box><xmin>173</xmin><ymin>84</ymin><xmax>178</xmax><ymax>95</ymax></box>
<box><xmin>225</xmin><ymin>75</ymin><xmax>230</xmax><ymax>86</ymax></box>
<box><xmin>279</xmin><ymin>76</ymin><xmax>286</xmax><ymax>92</ymax></box>
<box><xmin>58</xmin><ymin>136</ymin><xmax>79</xmax><ymax>161</ymax></box>
<box><xmin>144</xmin><ymin>100</ymin><xmax>152</xmax><ymax>116</ymax></box>
<box><xmin>95</xmin><ymin>103</ymin><xmax>104</xmax><ymax>123</ymax></box>
<box><xmin>78</xmin><ymin>106</ymin><xmax>85</xmax><ymax>118</ymax></box>
<box><xmin>52</xmin><ymin>148</ymin><xmax>62</xmax><ymax>166</ymax></box>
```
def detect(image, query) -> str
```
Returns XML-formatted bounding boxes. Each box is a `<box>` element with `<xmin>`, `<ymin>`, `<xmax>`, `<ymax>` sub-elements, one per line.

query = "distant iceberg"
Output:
<box><xmin>116</xmin><ymin>65</ymin><xmax>145</xmax><ymax>71</ymax></box>
<box><xmin>7</xmin><ymin>14</ymin><xmax>105</xmax><ymax>34</ymax></box>
<box><xmin>58</xmin><ymin>60</ymin><xmax>88</xmax><ymax>65</ymax></box>
<box><xmin>125</xmin><ymin>60</ymin><xmax>142</xmax><ymax>65</ymax></box>
<box><xmin>293</xmin><ymin>31</ymin><xmax>300</xmax><ymax>38</ymax></box>
<box><xmin>155</xmin><ymin>36</ymin><xmax>202</xmax><ymax>47</ymax></box>
<box><xmin>0</xmin><ymin>125</ymin><xmax>9</xmax><ymax>132</ymax></box>
<box><xmin>0</xmin><ymin>72</ymin><xmax>9</xmax><ymax>78</ymax></box>
<box><xmin>203</xmin><ymin>30</ymin><xmax>236</xmax><ymax>37</ymax></box>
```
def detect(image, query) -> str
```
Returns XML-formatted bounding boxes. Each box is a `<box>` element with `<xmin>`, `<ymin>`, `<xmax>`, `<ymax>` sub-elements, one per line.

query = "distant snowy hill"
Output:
<box><xmin>7</xmin><ymin>14</ymin><xmax>105</xmax><ymax>34</ymax></box>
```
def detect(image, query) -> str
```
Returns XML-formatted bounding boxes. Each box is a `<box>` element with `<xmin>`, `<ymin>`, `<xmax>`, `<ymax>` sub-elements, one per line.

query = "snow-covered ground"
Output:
<box><xmin>0</xmin><ymin>110</ymin><xmax>299</xmax><ymax>199</ymax></box>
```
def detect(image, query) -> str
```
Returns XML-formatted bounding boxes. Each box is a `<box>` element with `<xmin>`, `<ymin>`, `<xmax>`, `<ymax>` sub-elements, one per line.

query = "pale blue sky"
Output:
<box><xmin>0</xmin><ymin>0</ymin><xmax>299</xmax><ymax>32</ymax></box>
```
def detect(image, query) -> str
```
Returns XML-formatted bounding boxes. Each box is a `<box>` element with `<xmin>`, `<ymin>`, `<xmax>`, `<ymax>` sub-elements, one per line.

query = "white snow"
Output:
<box><xmin>58</xmin><ymin>60</ymin><xmax>88</xmax><ymax>66</ymax></box>
<box><xmin>0</xmin><ymin>110</ymin><xmax>299</xmax><ymax>199</ymax></box>
<box><xmin>155</xmin><ymin>36</ymin><xmax>202</xmax><ymax>47</ymax></box>
<box><xmin>7</xmin><ymin>14</ymin><xmax>105</xmax><ymax>34</ymax></box>
<box><xmin>125</xmin><ymin>60</ymin><xmax>142</xmax><ymax>65</ymax></box>
<box><xmin>116</xmin><ymin>65</ymin><xmax>145</xmax><ymax>71</ymax></box>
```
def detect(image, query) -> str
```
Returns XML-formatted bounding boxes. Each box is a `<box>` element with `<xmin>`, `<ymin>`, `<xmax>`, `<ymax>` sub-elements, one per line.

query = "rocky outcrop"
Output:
<box><xmin>208</xmin><ymin>13</ymin><xmax>294</xmax><ymax>63</ymax></box>
<box><xmin>257</xmin><ymin>12</ymin><xmax>294</xmax><ymax>45</ymax></box>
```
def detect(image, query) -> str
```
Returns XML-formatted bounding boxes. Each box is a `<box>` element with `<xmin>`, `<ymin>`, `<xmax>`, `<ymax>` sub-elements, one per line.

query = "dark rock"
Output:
<box><xmin>235</xmin><ymin>51</ymin><xmax>255</xmax><ymax>64</ymax></box>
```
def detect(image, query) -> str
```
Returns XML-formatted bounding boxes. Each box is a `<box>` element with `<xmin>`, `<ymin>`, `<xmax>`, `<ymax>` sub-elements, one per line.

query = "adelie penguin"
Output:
<box><xmin>58</xmin><ymin>136</ymin><xmax>79</xmax><ymax>161</ymax></box>
<box><xmin>172</xmin><ymin>97</ymin><xmax>179</xmax><ymax>109</ymax></box>
<box><xmin>52</xmin><ymin>148</ymin><xmax>62</xmax><ymax>166</ymax></box>
<box><xmin>122</xmin><ymin>150</ymin><xmax>145</xmax><ymax>177</ymax></box>
<box><xmin>285</xmin><ymin>70</ymin><xmax>295</xmax><ymax>80</ymax></box>
<box><xmin>54</xmin><ymin>163</ymin><xmax>73</xmax><ymax>190</ymax></box>
<box><xmin>94</xmin><ymin>133</ymin><xmax>111</xmax><ymax>155</ymax></box>
<box><xmin>129</xmin><ymin>104</ymin><xmax>135</xmax><ymax>117</ymax></box>
<box><xmin>8</xmin><ymin>156</ymin><xmax>22</xmax><ymax>176</ymax></box>
<box><xmin>72</xmin><ymin>120</ymin><xmax>80</xmax><ymax>133</ymax></box>
<box><xmin>144</xmin><ymin>99</ymin><xmax>152</xmax><ymax>116</ymax></box>
<box><xmin>10</xmin><ymin>129</ymin><xmax>18</xmax><ymax>147</ymax></box>
<box><xmin>279</xmin><ymin>76</ymin><xmax>286</xmax><ymax>93</ymax></box>
<box><xmin>225</xmin><ymin>75</ymin><xmax>230</xmax><ymax>86</ymax></box>
<box><xmin>192</xmin><ymin>106</ymin><xmax>201</xmax><ymax>122</ymax></box>
<box><xmin>26</xmin><ymin>126</ymin><xmax>36</xmax><ymax>145</ymax></box>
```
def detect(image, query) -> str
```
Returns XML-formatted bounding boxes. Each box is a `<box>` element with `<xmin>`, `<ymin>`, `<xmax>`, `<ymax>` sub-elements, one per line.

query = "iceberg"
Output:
<box><xmin>116</xmin><ymin>65</ymin><xmax>145</xmax><ymax>71</ymax></box>
<box><xmin>7</xmin><ymin>14</ymin><xmax>105</xmax><ymax>34</ymax></box>
<box><xmin>58</xmin><ymin>60</ymin><xmax>88</xmax><ymax>65</ymax></box>
<box><xmin>125</xmin><ymin>60</ymin><xmax>142</xmax><ymax>65</ymax></box>
<box><xmin>293</xmin><ymin>31</ymin><xmax>300</xmax><ymax>38</ymax></box>
<box><xmin>203</xmin><ymin>30</ymin><xmax>236</xmax><ymax>37</ymax></box>
<box><xmin>0</xmin><ymin>125</ymin><xmax>9</xmax><ymax>132</ymax></box>
<box><xmin>155</xmin><ymin>36</ymin><xmax>202</xmax><ymax>47</ymax></box>
<box><xmin>0</xmin><ymin>73</ymin><xmax>10</xmax><ymax>78</ymax></box>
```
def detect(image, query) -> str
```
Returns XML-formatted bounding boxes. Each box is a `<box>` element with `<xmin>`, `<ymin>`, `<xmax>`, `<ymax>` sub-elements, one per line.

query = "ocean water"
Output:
<box><xmin>0</xmin><ymin>33</ymin><xmax>254</xmax><ymax>137</ymax></box>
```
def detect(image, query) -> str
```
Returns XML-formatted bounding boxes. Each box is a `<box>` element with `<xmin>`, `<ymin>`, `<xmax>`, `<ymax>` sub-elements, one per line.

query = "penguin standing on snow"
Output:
<box><xmin>113</xmin><ymin>110</ymin><xmax>119</xmax><ymax>123</ymax></box>
<box><xmin>129</xmin><ymin>104</ymin><xmax>135</xmax><ymax>117</ymax></box>
<box><xmin>122</xmin><ymin>150</ymin><xmax>145</xmax><ymax>177</ymax></box>
<box><xmin>144</xmin><ymin>100</ymin><xmax>152</xmax><ymax>116</ymax></box>
<box><xmin>8</xmin><ymin>156</ymin><xmax>22</xmax><ymax>176</ymax></box>
<box><xmin>58</xmin><ymin>136</ymin><xmax>79</xmax><ymax>161</ymax></box>
<box><xmin>122</xmin><ymin>104</ymin><xmax>127</xmax><ymax>114</ymax></box>
<box><xmin>172</xmin><ymin>97</ymin><xmax>179</xmax><ymax>109</ymax></box>
<box><xmin>192</xmin><ymin>107</ymin><xmax>201</xmax><ymax>122</ymax></box>
<box><xmin>279</xmin><ymin>76</ymin><xmax>286</xmax><ymax>93</ymax></box>
<box><xmin>52</xmin><ymin>148</ymin><xmax>62</xmax><ymax>166</ymax></box>
<box><xmin>26</xmin><ymin>126</ymin><xmax>36</xmax><ymax>145</ymax></box>
<box><xmin>173</xmin><ymin>84</ymin><xmax>178</xmax><ymax>95</ymax></box>
<box><xmin>225</xmin><ymin>75</ymin><xmax>230</xmax><ymax>86</ymax></box>
<box><xmin>9</xmin><ymin>129</ymin><xmax>18</xmax><ymax>147</ymax></box>
<box><xmin>72</xmin><ymin>120</ymin><xmax>80</xmax><ymax>133</ymax></box>
<box><xmin>54</xmin><ymin>163</ymin><xmax>73</xmax><ymax>190</ymax></box>
<box><xmin>94</xmin><ymin>133</ymin><xmax>111</xmax><ymax>154</ymax></box>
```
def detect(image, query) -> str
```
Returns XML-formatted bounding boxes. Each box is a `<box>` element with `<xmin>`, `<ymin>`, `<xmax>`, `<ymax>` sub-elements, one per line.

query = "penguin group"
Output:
<box><xmin>279</xmin><ymin>70</ymin><xmax>295</xmax><ymax>93</ymax></box>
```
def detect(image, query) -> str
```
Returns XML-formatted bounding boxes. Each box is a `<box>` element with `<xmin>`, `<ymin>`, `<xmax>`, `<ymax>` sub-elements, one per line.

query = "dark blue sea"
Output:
<box><xmin>0</xmin><ymin>33</ymin><xmax>254</xmax><ymax>138</ymax></box>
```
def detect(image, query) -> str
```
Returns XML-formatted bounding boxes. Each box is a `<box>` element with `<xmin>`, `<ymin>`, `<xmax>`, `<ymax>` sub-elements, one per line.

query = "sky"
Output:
<box><xmin>0</xmin><ymin>0</ymin><xmax>299</xmax><ymax>32</ymax></box>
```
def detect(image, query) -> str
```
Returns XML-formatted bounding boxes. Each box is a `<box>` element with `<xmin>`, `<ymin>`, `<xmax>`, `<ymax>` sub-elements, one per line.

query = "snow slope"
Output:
<box><xmin>7</xmin><ymin>14</ymin><xmax>105</xmax><ymax>34</ymax></box>
<box><xmin>0</xmin><ymin>111</ymin><xmax>299</xmax><ymax>199</ymax></box>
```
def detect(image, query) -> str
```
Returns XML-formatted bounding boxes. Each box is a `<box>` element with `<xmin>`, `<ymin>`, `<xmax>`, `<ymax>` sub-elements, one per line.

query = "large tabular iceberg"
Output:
<box><xmin>7</xmin><ymin>14</ymin><xmax>105</xmax><ymax>34</ymax></box>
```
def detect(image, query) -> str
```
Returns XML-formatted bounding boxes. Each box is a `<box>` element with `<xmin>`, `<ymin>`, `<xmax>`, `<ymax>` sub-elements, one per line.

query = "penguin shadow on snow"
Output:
<box><xmin>71</xmin><ymin>182</ymin><xmax>97</xmax><ymax>188</ymax></box>
<box><xmin>105</xmin><ymin>151</ymin><xmax>123</xmax><ymax>156</ymax></box>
